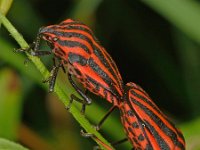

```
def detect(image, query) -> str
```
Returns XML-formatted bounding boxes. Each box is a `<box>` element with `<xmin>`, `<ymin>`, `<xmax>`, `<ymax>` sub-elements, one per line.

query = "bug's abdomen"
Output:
<box><xmin>119</xmin><ymin>82</ymin><xmax>185</xmax><ymax>150</ymax></box>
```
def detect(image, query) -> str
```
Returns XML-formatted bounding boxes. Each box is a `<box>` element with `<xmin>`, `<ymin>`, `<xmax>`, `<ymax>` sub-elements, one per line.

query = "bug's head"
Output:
<box><xmin>38</xmin><ymin>26</ymin><xmax>59</xmax><ymax>45</ymax></box>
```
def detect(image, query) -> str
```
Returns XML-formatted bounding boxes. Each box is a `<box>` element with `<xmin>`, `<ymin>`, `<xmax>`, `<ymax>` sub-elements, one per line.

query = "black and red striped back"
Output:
<box><xmin>119</xmin><ymin>82</ymin><xmax>185</xmax><ymax>150</ymax></box>
<box><xmin>38</xmin><ymin>19</ymin><xmax>124</xmax><ymax>105</ymax></box>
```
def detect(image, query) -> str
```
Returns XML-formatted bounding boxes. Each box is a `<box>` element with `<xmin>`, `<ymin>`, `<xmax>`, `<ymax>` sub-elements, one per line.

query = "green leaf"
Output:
<box><xmin>0</xmin><ymin>69</ymin><xmax>22</xmax><ymax>140</ymax></box>
<box><xmin>142</xmin><ymin>0</ymin><xmax>200</xmax><ymax>44</ymax></box>
<box><xmin>0</xmin><ymin>0</ymin><xmax>13</xmax><ymax>26</ymax></box>
<box><xmin>0</xmin><ymin>0</ymin><xmax>13</xmax><ymax>15</ymax></box>
<box><xmin>0</xmin><ymin>138</ymin><xmax>28</xmax><ymax>150</ymax></box>
<box><xmin>180</xmin><ymin>118</ymin><xmax>200</xmax><ymax>150</ymax></box>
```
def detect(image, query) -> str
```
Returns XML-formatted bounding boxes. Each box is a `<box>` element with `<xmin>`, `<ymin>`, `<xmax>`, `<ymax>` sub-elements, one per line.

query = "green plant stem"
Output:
<box><xmin>0</xmin><ymin>12</ymin><xmax>114</xmax><ymax>150</ymax></box>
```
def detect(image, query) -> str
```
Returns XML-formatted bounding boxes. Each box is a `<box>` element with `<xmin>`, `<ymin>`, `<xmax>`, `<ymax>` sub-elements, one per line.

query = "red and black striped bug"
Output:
<box><xmin>17</xmin><ymin>19</ymin><xmax>185</xmax><ymax>149</ymax></box>
<box><xmin>17</xmin><ymin>19</ymin><xmax>124</xmax><ymax>113</ymax></box>
<box><xmin>82</xmin><ymin>82</ymin><xmax>185</xmax><ymax>150</ymax></box>
<box><xmin>120</xmin><ymin>82</ymin><xmax>185</xmax><ymax>150</ymax></box>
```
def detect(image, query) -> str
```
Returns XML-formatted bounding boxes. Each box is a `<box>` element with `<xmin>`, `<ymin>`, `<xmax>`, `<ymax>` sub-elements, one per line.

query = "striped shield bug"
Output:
<box><xmin>82</xmin><ymin>82</ymin><xmax>185</xmax><ymax>149</ymax></box>
<box><xmin>16</xmin><ymin>19</ymin><xmax>124</xmax><ymax>113</ymax></box>
<box><xmin>120</xmin><ymin>82</ymin><xmax>185</xmax><ymax>149</ymax></box>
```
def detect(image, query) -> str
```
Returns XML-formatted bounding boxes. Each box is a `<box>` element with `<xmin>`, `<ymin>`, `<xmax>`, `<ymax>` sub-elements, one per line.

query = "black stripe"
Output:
<box><xmin>177</xmin><ymin>142</ymin><xmax>185</xmax><ymax>150</ymax></box>
<box><xmin>93</xmin><ymin>45</ymin><xmax>123</xmax><ymax>94</ymax></box>
<box><xmin>54</xmin><ymin>47</ymin><xmax>66</xmax><ymax>57</ymax></box>
<box><xmin>85</xmin><ymin>75</ymin><xmax>116</xmax><ymax>102</ymax></box>
<box><xmin>103</xmin><ymin>49</ymin><xmax>123</xmax><ymax>89</ymax></box>
<box><xmin>68</xmin><ymin>52</ymin><xmax>87</xmax><ymax>66</ymax></box>
<box><xmin>52</xmin><ymin>31</ymin><xmax>94</xmax><ymax>48</ymax></box>
<box><xmin>87</xmin><ymin>57</ymin><xmax>119</xmax><ymax>96</ymax></box>
<box><xmin>130</xmin><ymin>89</ymin><xmax>169</xmax><ymax>122</ymax></box>
<box><xmin>53</xmin><ymin>23</ymin><xmax>101</xmax><ymax>45</ymax></box>
<box><xmin>175</xmin><ymin>130</ymin><xmax>185</xmax><ymax>149</ymax></box>
<box><xmin>130</xmin><ymin>97</ymin><xmax>181</xmax><ymax>147</ymax></box>
<box><xmin>58</xmin><ymin>40</ymin><xmax>90</xmax><ymax>53</ymax></box>
<box><xmin>144</xmin><ymin>120</ymin><xmax>170</xmax><ymax>150</ymax></box>
<box><xmin>63</xmin><ymin>24</ymin><xmax>101</xmax><ymax>45</ymax></box>
<box><xmin>85</xmin><ymin>75</ymin><xmax>100</xmax><ymax>92</ymax></box>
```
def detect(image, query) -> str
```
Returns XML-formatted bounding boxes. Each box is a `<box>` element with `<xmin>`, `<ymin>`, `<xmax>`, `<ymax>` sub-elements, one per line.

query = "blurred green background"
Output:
<box><xmin>1</xmin><ymin>0</ymin><xmax>200</xmax><ymax>149</ymax></box>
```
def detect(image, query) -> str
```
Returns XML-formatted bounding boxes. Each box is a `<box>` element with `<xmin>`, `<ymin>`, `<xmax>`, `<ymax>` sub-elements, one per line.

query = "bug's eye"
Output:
<box><xmin>53</xmin><ymin>37</ymin><xmax>58</xmax><ymax>41</ymax></box>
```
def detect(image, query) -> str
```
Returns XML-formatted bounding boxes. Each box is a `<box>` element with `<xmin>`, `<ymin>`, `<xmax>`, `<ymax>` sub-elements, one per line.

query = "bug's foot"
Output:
<box><xmin>42</xmin><ymin>77</ymin><xmax>50</xmax><ymax>83</ymax></box>
<box><xmin>80</xmin><ymin>104</ymin><xmax>86</xmax><ymax>115</ymax></box>
<box><xmin>93</xmin><ymin>125</ymin><xmax>100</xmax><ymax>131</ymax></box>
<box><xmin>65</xmin><ymin>100</ymin><xmax>73</xmax><ymax>111</ymax></box>
<box><xmin>80</xmin><ymin>129</ymin><xmax>94</xmax><ymax>138</ymax></box>
<box><xmin>42</xmin><ymin>77</ymin><xmax>54</xmax><ymax>92</ymax></box>
<box><xmin>14</xmin><ymin>45</ymin><xmax>32</xmax><ymax>53</ymax></box>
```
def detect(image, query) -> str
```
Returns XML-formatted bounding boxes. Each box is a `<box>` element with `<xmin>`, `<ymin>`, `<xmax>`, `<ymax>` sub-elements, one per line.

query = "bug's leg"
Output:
<box><xmin>68</xmin><ymin>73</ymin><xmax>92</xmax><ymax>105</ymax></box>
<box><xmin>15</xmin><ymin>35</ymin><xmax>52</xmax><ymax>57</ymax></box>
<box><xmin>80</xmin><ymin>130</ymin><xmax>113</xmax><ymax>150</ymax></box>
<box><xmin>43</xmin><ymin>58</ymin><xmax>61</xmax><ymax>92</ymax></box>
<box><xmin>23</xmin><ymin>50</ymin><xmax>51</xmax><ymax>66</ymax></box>
<box><xmin>81</xmin><ymin>106</ymin><xmax>116</xmax><ymax>137</ymax></box>
<box><xmin>80</xmin><ymin>106</ymin><xmax>116</xmax><ymax>146</ymax></box>
<box><xmin>30</xmin><ymin>50</ymin><xmax>52</xmax><ymax>56</ymax></box>
<box><xmin>66</xmin><ymin>94</ymin><xmax>88</xmax><ymax>115</ymax></box>
<box><xmin>80</xmin><ymin>130</ymin><xmax>110</xmax><ymax>150</ymax></box>
<box><xmin>55</xmin><ymin>57</ymin><xmax>66</xmax><ymax>73</ymax></box>
<box><xmin>111</xmin><ymin>138</ymin><xmax>128</xmax><ymax>146</ymax></box>
<box><xmin>80</xmin><ymin>106</ymin><xmax>117</xmax><ymax>149</ymax></box>
<box><xmin>81</xmin><ymin>105</ymin><xmax>116</xmax><ymax>138</ymax></box>
<box><xmin>61</xmin><ymin>64</ymin><xmax>66</xmax><ymax>73</ymax></box>
<box><xmin>67</xmin><ymin>73</ymin><xmax>92</xmax><ymax>114</ymax></box>
<box><xmin>81</xmin><ymin>128</ymin><xmax>128</xmax><ymax>149</ymax></box>
<box><xmin>66</xmin><ymin>94</ymin><xmax>87</xmax><ymax>110</ymax></box>
<box><xmin>95</xmin><ymin>105</ymin><xmax>116</xmax><ymax>130</ymax></box>
<box><xmin>80</xmin><ymin>90</ymin><xmax>89</xmax><ymax>114</ymax></box>
<box><xmin>43</xmin><ymin>65</ymin><xmax>59</xmax><ymax>92</ymax></box>
<box><xmin>14</xmin><ymin>42</ymin><xmax>36</xmax><ymax>53</ymax></box>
